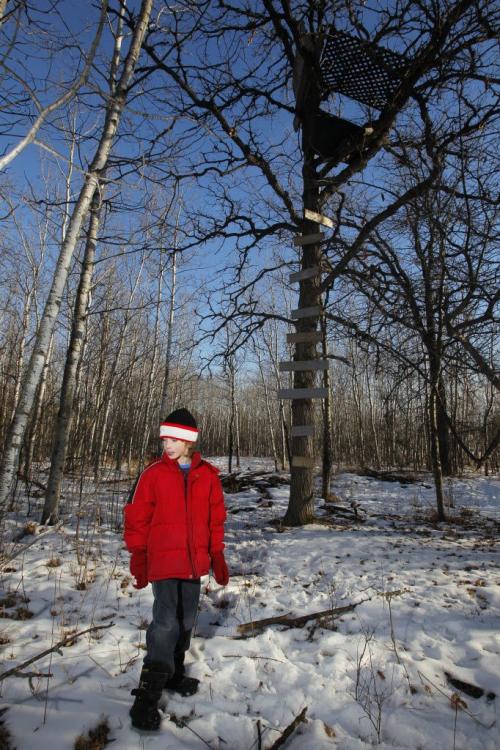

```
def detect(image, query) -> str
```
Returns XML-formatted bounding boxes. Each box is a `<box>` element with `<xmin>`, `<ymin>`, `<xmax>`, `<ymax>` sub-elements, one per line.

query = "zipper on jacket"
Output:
<box><xmin>183</xmin><ymin>470</ymin><xmax>197</xmax><ymax>578</ymax></box>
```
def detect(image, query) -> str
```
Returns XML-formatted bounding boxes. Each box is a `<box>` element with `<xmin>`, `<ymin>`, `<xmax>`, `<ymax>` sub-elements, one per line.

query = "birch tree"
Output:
<box><xmin>0</xmin><ymin>0</ymin><xmax>154</xmax><ymax>514</ymax></box>
<box><xmin>41</xmin><ymin>190</ymin><xmax>103</xmax><ymax>524</ymax></box>
<box><xmin>0</xmin><ymin>1</ymin><xmax>106</xmax><ymax>171</ymax></box>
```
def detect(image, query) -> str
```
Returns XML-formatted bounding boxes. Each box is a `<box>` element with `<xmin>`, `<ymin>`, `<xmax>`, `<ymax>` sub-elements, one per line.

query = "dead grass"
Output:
<box><xmin>0</xmin><ymin>707</ymin><xmax>15</xmax><ymax>750</ymax></box>
<box><xmin>0</xmin><ymin>593</ymin><xmax>33</xmax><ymax>620</ymax></box>
<box><xmin>73</xmin><ymin>716</ymin><xmax>112</xmax><ymax>749</ymax></box>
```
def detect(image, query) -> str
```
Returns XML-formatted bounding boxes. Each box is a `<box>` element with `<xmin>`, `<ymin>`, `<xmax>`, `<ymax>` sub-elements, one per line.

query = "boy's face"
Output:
<box><xmin>162</xmin><ymin>437</ymin><xmax>192</xmax><ymax>463</ymax></box>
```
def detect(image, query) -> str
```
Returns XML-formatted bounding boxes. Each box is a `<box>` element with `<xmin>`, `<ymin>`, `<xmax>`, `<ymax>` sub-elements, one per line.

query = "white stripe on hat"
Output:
<box><xmin>160</xmin><ymin>424</ymin><xmax>199</xmax><ymax>442</ymax></box>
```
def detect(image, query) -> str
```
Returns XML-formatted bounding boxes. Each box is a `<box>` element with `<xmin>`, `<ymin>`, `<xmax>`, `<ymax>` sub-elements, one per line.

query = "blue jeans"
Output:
<box><xmin>144</xmin><ymin>578</ymin><xmax>201</xmax><ymax>678</ymax></box>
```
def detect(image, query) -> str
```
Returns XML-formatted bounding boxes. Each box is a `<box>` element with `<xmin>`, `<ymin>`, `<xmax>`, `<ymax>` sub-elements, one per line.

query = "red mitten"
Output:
<box><xmin>211</xmin><ymin>551</ymin><xmax>229</xmax><ymax>586</ymax></box>
<box><xmin>130</xmin><ymin>549</ymin><xmax>148</xmax><ymax>589</ymax></box>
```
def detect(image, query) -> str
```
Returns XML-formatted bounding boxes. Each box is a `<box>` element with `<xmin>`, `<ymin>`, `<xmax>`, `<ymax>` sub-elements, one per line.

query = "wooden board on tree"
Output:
<box><xmin>291</xmin><ymin>456</ymin><xmax>316</xmax><ymax>468</ymax></box>
<box><xmin>291</xmin><ymin>425</ymin><xmax>315</xmax><ymax>437</ymax></box>
<box><xmin>286</xmin><ymin>331</ymin><xmax>322</xmax><ymax>344</ymax></box>
<box><xmin>291</xmin><ymin>305</ymin><xmax>321</xmax><ymax>319</ymax></box>
<box><xmin>292</xmin><ymin>232</ymin><xmax>324</xmax><ymax>246</ymax></box>
<box><xmin>289</xmin><ymin>266</ymin><xmax>321</xmax><ymax>282</ymax></box>
<box><xmin>304</xmin><ymin>208</ymin><xmax>334</xmax><ymax>228</ymax></box>
<box><xmin>279</xmin><ymin>360</ymin><xmax>329</xmax><ymax>372</ymax></box>
<box><xmin>278</xmin><ymin>387</ymin><xmax>328</xmax><ymax>399</ymax></box>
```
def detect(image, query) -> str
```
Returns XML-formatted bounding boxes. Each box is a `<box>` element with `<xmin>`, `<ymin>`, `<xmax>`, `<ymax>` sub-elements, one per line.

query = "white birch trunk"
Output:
<box><xmin>11</xmin><ymin>287</ymin><xmax>34</xmax><ymax>420</ymax></box>
<box><xmin>0</xmin><ymin>0</ymin><xmax>153</xmax><ymax>512</ymax></box>
<box><xmin>41</xmin><ymin>191</ymin><xmax>102</xmax><ymax>524</ymax></box>
<box><xmin>0</xmin><ymin>0</ymin><xmax>9</xmax><ymax>23</ymax></box>
<box><xmin>20</xmin><ymin>334</ymin><xmax>54</xmax><ymax>485</ymax></box>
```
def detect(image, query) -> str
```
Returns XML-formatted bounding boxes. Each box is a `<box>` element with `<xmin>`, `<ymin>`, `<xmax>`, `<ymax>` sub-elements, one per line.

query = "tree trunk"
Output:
<box><xmin>11</xmin><ymin>287</ymin><xmax>35</xmax><ymax>421</ymax></box>
<box><xmin>320</xmin><ymin>312</ymin><xmax>333</xmax><ymax>498</ymax></box>
<box><xmin>284</xmin><ymin>59</ymin><xmax>323</xmax><ymax>525</ymax></box>
<box><xmin>351</xmin><ymin>351</ymin><xmax>366</xmax><ymax>465</ymax></box>
<box><xmin>235</xmin><ymin>396</ymin><xmax>241</xmax><ymax>469</ymax></box>
<box><xmin>159</xmin><ymin>248</ymin><xmax>177</xmax><ymax>420</ymax></box>
<box><xmin>284</xmin><ymin>232</ymin><xmax>322</xmax><ymax>523</ymax></box>
<box><xmin>0</xmin><ymin>0</ymin><xmax>153</xmax><ymax>514</ymax></box>
<box><xmin>258</xmin><ymin>357</ymin><xmax>279</xmax><ymax>472</ymax></box>
<box><xmin>20</xmin><ymin>334</ymin><xmax>54</xmax><ymax>486</ymax></box>
<box><xmin>93</xmin><ymin>297</ymin><xmax>136</xmax><ymax>480</ymax></box>
<box><xmin>436</xmin><ymin>372</ymin><xmax>453</xmax><ymax>475</ymax></box>
<box><xmin>429</xmin><ymin>379</ymin><xmax>446</xmax><ymax>520</ymax></box>
<box><xmin>139</xmin><ymin>259</ymin><xmax>163</xmax><ymax>467</ymax></box>
<box><xmin>228</xmin><ymin>362</ymin><xmax>236</xmax><ymax>473</ymax></box>
<box><xmin>366</xmin><ymin>366</ymin><xmax>381</xmax><ymax>469</ymax></box>
<box><xmin>41</xmin><ymin>191</ymin><xmax>102</xmax><ymax>524</ymax></box>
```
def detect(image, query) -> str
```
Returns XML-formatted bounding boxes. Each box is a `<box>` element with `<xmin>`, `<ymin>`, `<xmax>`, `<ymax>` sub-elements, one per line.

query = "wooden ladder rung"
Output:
<box><xmin>304</xmin><ymin>208</ymin><xmax>334</xmax><ymax>228</ymax></box>
<box><xmin>291</xmin><ymin>456</ymin><xmax>316</xmax><ymax>468</ymax></box>
<box><xmin>279</xmin><ymin>360</ymin><xmax>329</xmax><ymax>372</ymax></box>
<box><xmin>291</xmin><ymin>425</ymin><xmax>315</xmax><ymax>437</ymax></box>
<box><xmin>278</xmin><ymin>387</ymin><xmax>328</xmax><ymax>400</ymax></box>
<box><xmin>289</xmin><ymin>266</ymin><xmax>321</xmax><ymax>283</ymax></box>
<box><xmin>293</xmin><ymin>232</ymin><xmax>325</xmax><ymax>246</ymax></box>
<box><xmin>286</xmin><ymin>331</ymin><xmax>322</xmax><ymax>344</ymax></box>
<box><xmin>291</xmin><ymin>306</ymin><xmax>321</xmax><ymax>319</ymax></box>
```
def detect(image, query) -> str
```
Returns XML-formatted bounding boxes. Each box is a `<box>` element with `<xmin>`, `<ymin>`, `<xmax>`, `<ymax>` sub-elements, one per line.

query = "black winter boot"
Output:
<box><xmin>129</xmin><ymin>662</ymin><xmax>169</xmax><ymax>732</ymax></box>
<box><xmin>164</xmin><ymin>674</ymin><xmax>200</xmax><ymax>696</ymax></box>
<box><xmin>164</xmin><ymin>625</ymin><xmax>199</xmax><ymax>696</ymax></box>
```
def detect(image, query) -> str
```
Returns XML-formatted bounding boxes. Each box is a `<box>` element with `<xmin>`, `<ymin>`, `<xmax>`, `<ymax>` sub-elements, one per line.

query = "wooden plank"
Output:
<box><xmin>293</xmin><ymin>232</ymin><xmax>324</xmax><ymax>246</ymax></box>
<box><xmin>304</xmin><ymin>208</ymin><xmax>334</xmax><ymax>229</ymax></box>
<box><xmin>289</xmin><ymin>266</ymin><xmax>321</xmax><ymax>283</ymax></box>
<box><xmin>286</xmin><ymin>331</ymin><xmax>322</xmax><ymax>344</ymax></box>
<box><xmin>291</xmin><ymin>456</ymin><xmax>316</xmax><ymax>468</ymax></box>
<box><xmin>291</xmin><ymin>305</ymin><xmax>321</xmax><ymax>319</ymax></box>
<box><xmin>291</xmin><ymin>425</ymin><xmax>315</xmax><ymax>437</ymax></box>
<box><xmin>279</xmin><ymin>360</ymin><xmax>329</xmax><ymax>372</ymax></box>
<box><xmin>278</xmin><ymin>387</ymin><xmax>328</xmax><ymax>400</ymax></box>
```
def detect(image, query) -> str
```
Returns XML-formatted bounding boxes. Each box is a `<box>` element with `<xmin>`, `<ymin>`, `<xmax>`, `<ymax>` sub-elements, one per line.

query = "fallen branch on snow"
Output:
<box><xmin>445</xmin><ymin>671</ymin><xmax>496</xmax><ymax>701</ymax></box>
<box><xmin>0</xmin><ymin>622</ymin><xmax>115</xmax><ymax>682</ymax></box>
<box><xmin>268</xmin><ymin>706</ymin><xmax>308</xmax><ymax>748</ymax></box>
<box><xmin>237</xmin><ymin>600</ymin><xmax>368</xmax><ymax>636</ymax></box>
<box><xmin>417</xmin><ymin>671</ymin><xmax>495</xmax><ymax>729</ymax></box>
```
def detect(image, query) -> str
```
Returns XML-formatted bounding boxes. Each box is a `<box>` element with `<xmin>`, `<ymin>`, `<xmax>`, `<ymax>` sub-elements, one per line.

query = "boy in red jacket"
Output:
<box><xmin>124</xmin><ymin>408</ymin><xmax>228</xmax><ymax>732</ymax></box>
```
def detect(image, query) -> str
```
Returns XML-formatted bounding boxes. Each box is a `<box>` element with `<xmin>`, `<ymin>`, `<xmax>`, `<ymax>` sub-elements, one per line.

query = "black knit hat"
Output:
<box><xmin>160</xmin><ymin>408</ymin><xmax>199</xmax><ymax>442</ymax></box>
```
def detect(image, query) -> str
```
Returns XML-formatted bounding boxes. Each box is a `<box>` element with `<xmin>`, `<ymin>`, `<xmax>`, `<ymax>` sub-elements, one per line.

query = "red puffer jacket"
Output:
<box><xmin>123</xmin><ymin>452</ymin><xmax>226</xmax><ymax>581</ymax></box>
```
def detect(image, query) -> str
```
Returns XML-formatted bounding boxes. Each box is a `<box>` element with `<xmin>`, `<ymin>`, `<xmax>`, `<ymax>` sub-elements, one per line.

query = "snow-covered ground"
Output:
<box><xmin>0</xmin><ymin>464</ymin><xmax>498</xmax><ymax>749</ymax></box>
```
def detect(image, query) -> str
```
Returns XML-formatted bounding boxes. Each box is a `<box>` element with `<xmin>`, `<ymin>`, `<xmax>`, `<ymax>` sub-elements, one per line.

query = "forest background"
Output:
<box><xmin>0</xmin><ymin>0</ymin><xmax>498</xmax><ymax>527</ymax></box>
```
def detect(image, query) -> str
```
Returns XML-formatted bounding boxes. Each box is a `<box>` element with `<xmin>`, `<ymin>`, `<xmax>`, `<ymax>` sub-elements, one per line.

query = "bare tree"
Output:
<box><xmin>0</xmin><ymin>0</ymin><xmax>154</xmax><ymax>514</ymax></box>
<box><xmin>41</xmin><ymin>190</ymin><xmax>103</xmax><ymax>524</ymax></box>
<box><xmin>0</xmin><ymin>1</ymin><xmax>107</xmax><ymax>171</ymax></box>
<box><xmin>136</xmin><ymin>0</ymin><xmax>497</xmax><ymax>524</ymax></box>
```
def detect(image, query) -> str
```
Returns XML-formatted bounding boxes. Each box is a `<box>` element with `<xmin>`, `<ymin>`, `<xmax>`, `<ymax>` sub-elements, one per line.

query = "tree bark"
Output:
<box><xmin>429</xmin><ymin>374</ymin><xmax>446</xmax><ymax>520</ymax></box>
<box><xmin>436</xmin><ymin>372</ymin><xmax>453</xmax><ymax>475</ymax></box>
<box><xmin>41</xmin><ymin>191</ymin><xmax>102</xmax><ymax>524</ymax></box>
<box><xmin>320</xmin><ymin>311</ymin><xmax>334</xmax><ymax>498</ymax></box>
<box><xmin>21</xmin><ymin>335</ymin><xmax>54</xmax><ymax>484</ymax></box>
<box><xmin>284</xmin><ymin>43</ymin><xmax>323</xmax><ymax>526</ymax></box>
